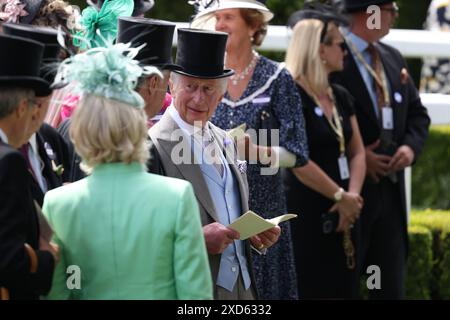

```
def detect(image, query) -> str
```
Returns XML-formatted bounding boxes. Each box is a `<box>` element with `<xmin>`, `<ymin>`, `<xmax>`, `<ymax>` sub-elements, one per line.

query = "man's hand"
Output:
<box><xmin>388</xmin><ymin>145</ymin><xmax>415</xmax><ymax>172</ymax></box>
<box><xmin>250</xmin><ymin>226</ymin><xmax>281</xmax><ymax>250</ymax></box>
<box><xmin>365</xmin><ymin>140</ymin><xmax>392</xmax><ymax>183</ymax></box>
<box><xmin>203</xmin><ymin>222</ymin><xmax>240</xmax><ymax>255</ymax></box>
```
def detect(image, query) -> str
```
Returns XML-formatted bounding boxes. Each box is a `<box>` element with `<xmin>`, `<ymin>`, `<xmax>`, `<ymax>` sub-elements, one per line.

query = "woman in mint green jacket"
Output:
<box><xmin>42</xmin><ymin>43</ymin><xmax>213</xmax><ymax>300</ymax></box>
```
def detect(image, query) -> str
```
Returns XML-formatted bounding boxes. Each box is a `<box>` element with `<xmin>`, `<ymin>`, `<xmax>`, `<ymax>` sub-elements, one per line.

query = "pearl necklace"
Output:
<box><xmin>229</xmin><ymin>50</ymin><xmax>259</xmax><ymax>86</ymax></box>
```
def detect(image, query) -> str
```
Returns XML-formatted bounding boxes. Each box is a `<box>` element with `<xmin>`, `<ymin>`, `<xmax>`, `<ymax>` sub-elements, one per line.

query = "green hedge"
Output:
<box><xmin>359</xmin><ymin>210</ymin><xmax>449</xmax><ymax>300</ymax></box>
<box><xmin>409</xmin><ymin>210</ymin><xmax>450</xmax><ymax>300</ymax></box>
<box><xmin>405</xmin><ymin>225</ymin><xmax>433</xmax><ymax>299</ymax></box>
<box><xmin>412</xmin><ymin>126</ymin><xmax>450</xmax><ymax>210</ymax></box>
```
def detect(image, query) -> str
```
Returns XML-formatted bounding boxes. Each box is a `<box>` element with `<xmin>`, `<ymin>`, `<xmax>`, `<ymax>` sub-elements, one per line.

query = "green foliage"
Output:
<box><xmin>359</xmin><ymin>211</ymin><xmax>449</xmax><ymax>300</ymax></box>
<box><xmin>412</xmin><ymin>126</ymin><xmax>450</xmax><ymax>210</ymax></box>
<box><xmin>410</xmin><ymin>210</ymin><xmax>450</xmax><ymax>299</ymax></box>
<box><xmin>405</xmin><ymin>225</ymin><xmax>433</xmax><ymax>299</ymax></box>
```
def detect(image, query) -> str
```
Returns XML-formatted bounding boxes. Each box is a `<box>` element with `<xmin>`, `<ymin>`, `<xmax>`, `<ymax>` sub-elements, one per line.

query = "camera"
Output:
<box><xmin>322</xmin><ymin>212</ymin><xmax>339</xmax><ymax>234</ymax></box>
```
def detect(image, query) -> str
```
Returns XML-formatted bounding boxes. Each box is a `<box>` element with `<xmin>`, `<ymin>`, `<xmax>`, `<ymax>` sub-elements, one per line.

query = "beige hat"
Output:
<box><xmin>191</xmin><ymin>0</ymin><xmax>274</xmax><ymax>30</ymax></box>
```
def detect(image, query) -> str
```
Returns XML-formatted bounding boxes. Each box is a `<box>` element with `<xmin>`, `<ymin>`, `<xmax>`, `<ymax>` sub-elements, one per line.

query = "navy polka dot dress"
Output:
<box><xmin>211</xmin><ymin>56</ymin><xmax>309</xmax><ymax>300</ymax></box>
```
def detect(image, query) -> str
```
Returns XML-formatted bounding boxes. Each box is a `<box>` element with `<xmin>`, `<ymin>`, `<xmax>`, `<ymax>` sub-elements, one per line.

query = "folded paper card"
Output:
<box><xmin>228</xmin><ymin>210</ymin><xmax>298</xmax><ymax>240</ymax></box>
<box><xmin>228</xmin><ymin>123</ymin><xmax>247</xmax><ymax>140</ymax></box>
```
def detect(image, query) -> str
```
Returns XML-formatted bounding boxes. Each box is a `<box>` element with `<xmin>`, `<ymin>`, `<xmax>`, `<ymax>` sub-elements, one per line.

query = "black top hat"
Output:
<box><xmin>2</xmin><ymin>23</ymin><xmax>62</xmax><ymax>84</ymax></box>
<box><xmin>19</xmin><ymin>0</ymin><xmax>45</xmax><ymax>24</ymax></box>
<box><xmin>0</xmin><ymin>34</ymin><xmax>50</xmax><ymax>96</ymax></box>
<box><xmin>117</xmin><ymin>17</ymin><xmax>182</xmax><ymax>71</ymax></box>
<box><xmin>342</xmin><ymin>0</ymin><xmax>393</xmax><ymax>13</ymax></box>
<box><xmin>287</xmin><ymin>1</ymin><xmax>349</xmax><ymax>29</ymax></box>
<box><xmin>174</xmin><ymin>28</ymin><xmax>234</xmax><ymax>79</ymax></box>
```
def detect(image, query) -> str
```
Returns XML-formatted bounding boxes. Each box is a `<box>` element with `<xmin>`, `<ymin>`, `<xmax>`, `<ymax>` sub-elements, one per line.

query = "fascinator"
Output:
<box><xmin>75</xmin><ymin>0</ymin><xmax>133</xmax><ymax>49</ymax></box>
<box><xmin>54</xmin><ymin>41</ymin><xmax>161</xmax><ymax>108</ymax></box>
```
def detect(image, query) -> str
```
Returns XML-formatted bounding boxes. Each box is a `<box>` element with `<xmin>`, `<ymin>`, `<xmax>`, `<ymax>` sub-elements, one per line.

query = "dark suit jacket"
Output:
<box><xmin>148</xmin><ymin>113</ymin><xmax>258</xmax><ymax>299</ymax></box>
<box><xmin>331</xmin><ymin>41</ymin><xmax>430</xmax><ymax>237</ymax></box>
<box><xmin>0</xmin><ymin>140</ymin><xmax>55</xmax><ymax>300</ymax></box>
<box><xmin>30</xmin><ymin>123</ymin><xmax>71</xmax><ymax>206</ymax></box>
<box><xmin>57</xmin><ymin>118</ymin><xmax>85</xmax><ymax>183</ymax></box>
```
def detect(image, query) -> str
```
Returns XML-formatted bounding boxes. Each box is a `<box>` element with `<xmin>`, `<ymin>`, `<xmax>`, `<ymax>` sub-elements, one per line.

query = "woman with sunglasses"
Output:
<box><xmin>284</xmin><ymin>9</ymin><xmax>366</xmax><ymax>299</ymax></box>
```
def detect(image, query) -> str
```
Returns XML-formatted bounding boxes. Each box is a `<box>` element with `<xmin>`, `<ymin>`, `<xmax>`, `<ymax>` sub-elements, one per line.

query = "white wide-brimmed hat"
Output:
<box><xmin>191</xmin><ymin>0</ymin><xmax>274</xmax><ymax>30</ymax></box>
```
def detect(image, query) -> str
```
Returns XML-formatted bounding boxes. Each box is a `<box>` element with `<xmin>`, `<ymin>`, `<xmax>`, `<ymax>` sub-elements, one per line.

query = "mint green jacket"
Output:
<box><xmin>42</xmin><ymin>162</ymin><xmax>213</xmax><ymax>299</ymax></box>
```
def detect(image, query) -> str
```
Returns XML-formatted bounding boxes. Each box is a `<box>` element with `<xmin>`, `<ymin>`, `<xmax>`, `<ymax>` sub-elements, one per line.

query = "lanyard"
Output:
<box><xmin>312</xmin><ymin>89</ymin><xmax>346</xmax><ymax>155</ymax></box>
<box><xmin>345</xmin><ymin>38</ymin><xmax>391</xmax><ymax>107</ymax></box>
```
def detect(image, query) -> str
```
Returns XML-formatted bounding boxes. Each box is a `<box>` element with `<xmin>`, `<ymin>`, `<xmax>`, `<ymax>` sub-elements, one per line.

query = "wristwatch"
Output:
<box><xmin>333</xmin><ymin>188</ymin><xmax>345</xmax><ymax>202</ymax></box>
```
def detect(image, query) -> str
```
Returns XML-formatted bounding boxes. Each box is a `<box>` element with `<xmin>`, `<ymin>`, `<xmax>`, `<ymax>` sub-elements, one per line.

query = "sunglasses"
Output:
<box><xmin>335</xmin><ymin>42</ymin><xmax>347</xmax><ymax>51</ymax></box>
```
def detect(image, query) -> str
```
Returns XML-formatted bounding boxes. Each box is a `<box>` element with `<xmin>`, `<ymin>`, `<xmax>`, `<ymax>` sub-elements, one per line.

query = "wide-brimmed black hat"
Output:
<box><xmin>117</xmin><ymin>17</ymin><xmax>182</xmax><ymax>71</ymax></box>
<box><xmin>19</xmin><ymin>0</ymin><xmax>46</xmax><ymax>24</ymax></box>
<box><xmin>342</xmin><ymin>0</ymin><xmax>393</xmax><ymax>13</ymax></box>
<box><xmin>0</xmin><ymin>34</ymin><xmax>50</xmax><ymax>96</ymax></box>
<box><xmin>174</xmin><ymin>28</ymin><xmax>234</xmax><ymax>79</ymax></box>
<box><xmin>2</xmin><ymin>23</ymin><xmax>62</xmax><ymax>84</ymax></box>
<box><xmin>287</xmin><ymin>1</ymin><xmax>349</xmax><ymax>29</ymax></box>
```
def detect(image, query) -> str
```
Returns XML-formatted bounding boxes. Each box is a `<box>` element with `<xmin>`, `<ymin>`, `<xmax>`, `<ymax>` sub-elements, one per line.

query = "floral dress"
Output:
<box><xmin>211</xmin><ymin>56</ymin><xmax>309</xmax><ymax>300</ymax></box>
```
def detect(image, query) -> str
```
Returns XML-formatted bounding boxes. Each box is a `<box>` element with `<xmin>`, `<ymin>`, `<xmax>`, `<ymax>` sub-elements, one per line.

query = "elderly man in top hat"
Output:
<box><xmin>0</xmin><ymin>34</ymin><xmax>58</xmax><ymax>300</ymax></box>
<box><xmin>58</xmin><ymin>16</ymin><xmax>180</xmax><ymax>181</ymax></box>
<box><xmin>330</xmin><ymin>0</ymin><xmax>430</xmax><ymax>299</ymax></box>
<box><xmin>2</xmin><ymin>23</ymin><xmax>72</xmax><ymax>207</ymax></box>
<box><xmin>148</xmin><ymin>28</ymin><xmax>281</xmax><ymax>300</ymax></box>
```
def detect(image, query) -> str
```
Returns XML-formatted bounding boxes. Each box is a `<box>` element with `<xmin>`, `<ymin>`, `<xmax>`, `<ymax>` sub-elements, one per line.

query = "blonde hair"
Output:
<box><xmin>70</xmin><ymin>94</ymin><xmax>149</xmax><ymax>173</ymax></box>
<box><xmin>285</xmin><ymin>19</ymin><xmax>332</xmax><ymax>97</ymax></box>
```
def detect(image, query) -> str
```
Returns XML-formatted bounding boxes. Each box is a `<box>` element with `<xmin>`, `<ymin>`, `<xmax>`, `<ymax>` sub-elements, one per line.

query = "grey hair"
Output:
<box><xmin>136</xmin><ymin>66</ymin><xmax>164</xmax><ymax>90</ymax></box>
<box><xmin>170</xmin><ymin>72</ymin><xmax>228</xmax><ymax>95</ymax></box>
<box><xmin>0</xmin><ymin>87</ymin><xmax>34</xmax><ymax>119</ymax></box>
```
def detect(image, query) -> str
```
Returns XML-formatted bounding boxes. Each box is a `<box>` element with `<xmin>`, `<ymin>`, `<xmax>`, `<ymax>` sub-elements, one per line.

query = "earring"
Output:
<box><xmin>322</xmin><ymin>59</ymin><xmax>327</xmax><ymax>65</ymax></box>
<box><xmin>250</xmin><ymin>35</ymin><xmax>254</xmax><ymax>42</ymax></box>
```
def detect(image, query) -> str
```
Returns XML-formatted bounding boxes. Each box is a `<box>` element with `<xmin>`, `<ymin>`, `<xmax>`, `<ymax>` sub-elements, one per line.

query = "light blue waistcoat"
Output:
<box><xmin>195</xmin><ymin>142</ymin><xmax>251</xmax><ymax>292</ymax></box>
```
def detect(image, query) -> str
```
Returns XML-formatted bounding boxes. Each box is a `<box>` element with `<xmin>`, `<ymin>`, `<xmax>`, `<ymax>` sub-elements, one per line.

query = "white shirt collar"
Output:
<box><xmin>167</xmin><ymin>104</ymin><xmax>212</xmax><ymax>140</ymax></box>
<box><xmin>344</xmin><ymin>29</ymin><xmax>370</xmax><ymax>53</ymax></box>
<box><xmin>0</xmin><ymin>128</ymin><xmax>8</xmax><ymax>144</ymax></box>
